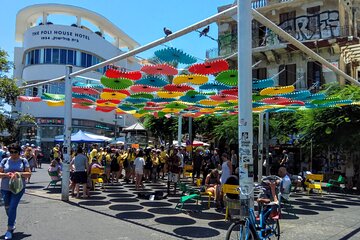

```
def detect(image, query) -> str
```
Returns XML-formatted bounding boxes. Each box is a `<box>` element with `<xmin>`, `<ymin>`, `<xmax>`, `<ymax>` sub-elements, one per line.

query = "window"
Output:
<box><xmin>29</xmin><ymin>50</ymin><xmax>35</xmax><ymax>65</ymax></box>
<box><xmin>279</xmin><ymin>11</ymin><xmax>296</xmax><ymax>39</ymax></box>
<box><xmin>252</xmin><ymin>68</ymin><xmax>267</xmax><ymax>79</ymax></box>
<box><xmin>280</xmin><ymin>11</ymin><xmax>296</xmax><ymax>23</ymax></box>
<box><xmin>81</xmin><ymin>52</ymin><xmax>87</xmax><ymax>67</ymax></box>
<box><xmin>34</xmin><ymin>49</ymin><xmax>40</xmax><ymax>64</ymax></box>
<box><xmin>307</xmin><ymin>6</ymin><xmax>320</xmax><ymax>14</ymax></box>
<box><xmin>45</xmin><ymin>48</ymin><xmax>52</xmax><ymax>63</ymax></box>
<box><xmin>86</xmin><ymin>53</ymin><xmax>92</xmax><ymax>67</ymax></box>
<box><xmin>67</xmin><ymin>50</ymin><xmax>74</xmax><ymax>65</ymax></box>
<box><xmin>32</xmin><ymin>87</ymin><xmax>38</xmax><ymax>97</ymax></box>
<box><xmin>307</xmin><ymin>61</ymin><xmax>323</xmax><ymax>91</ymax></box>
<box><xmin>52</xmin><ymin>49</ymin><xmax>59</xmax><ymax>64</ymax></box>
<box><xmin>60</xmin><ymin>49</ymin><xmax>67</xmax><ymax>64</ymax></box>
<box><xmin>278</xmin><ymin>64</ymin><xmax>296</xmax><ymax>86</ymax></box>
<box><xmin>25</xmin><ymin>48</ymin><xmax>104</xmax><ymax>68</ymax></box>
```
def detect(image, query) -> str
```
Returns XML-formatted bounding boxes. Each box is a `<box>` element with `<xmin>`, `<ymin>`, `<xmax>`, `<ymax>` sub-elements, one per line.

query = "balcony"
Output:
<box><xmin>251</xmin><ymin>0</ymin><xmax>295</xmax><ymax>9</ymax></box>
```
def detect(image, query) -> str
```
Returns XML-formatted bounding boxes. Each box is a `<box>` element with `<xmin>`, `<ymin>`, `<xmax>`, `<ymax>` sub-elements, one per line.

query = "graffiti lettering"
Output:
<box><xmin>278</xmin><ymin>10</ymin><xmax>339</xmax><ymax>41</ymax></box>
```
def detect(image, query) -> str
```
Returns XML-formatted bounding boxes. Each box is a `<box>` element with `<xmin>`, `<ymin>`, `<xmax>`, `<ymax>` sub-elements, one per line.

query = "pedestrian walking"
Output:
<box><xmin>0</xmin><ymin>144</ymin><xmax>32</xmax><ymax>240</ymax></box>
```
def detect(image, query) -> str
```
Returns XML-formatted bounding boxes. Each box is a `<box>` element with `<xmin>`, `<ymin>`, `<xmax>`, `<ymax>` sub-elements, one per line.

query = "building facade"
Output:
<box><xmin>213</xmin><ymin>0</ymin><xmax>360</xmax><ymax>89</ymax></box>
<box><xmin>14</xmin><ymin>4</ymin><xmax>139</xmax><ymax>152</ymax></box>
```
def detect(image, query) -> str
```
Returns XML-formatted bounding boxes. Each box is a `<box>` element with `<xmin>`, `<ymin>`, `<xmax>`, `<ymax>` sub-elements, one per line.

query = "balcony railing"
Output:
<box><xmin>251</xmin><ymin>0</ymin><xmax>295</xmax><ymax>9</ymax></box>
<box><xmin>206</xmin><ymin>25</ymin><xmax>355</xmax><ymax>59</ymax></box>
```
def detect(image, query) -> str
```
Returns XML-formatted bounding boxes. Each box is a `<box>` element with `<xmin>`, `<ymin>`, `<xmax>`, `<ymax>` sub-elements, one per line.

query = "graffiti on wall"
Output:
<box><xmin>278</xmin><ymin>10</ymin><xmax>340</xmax><ymax>41</ymax></box>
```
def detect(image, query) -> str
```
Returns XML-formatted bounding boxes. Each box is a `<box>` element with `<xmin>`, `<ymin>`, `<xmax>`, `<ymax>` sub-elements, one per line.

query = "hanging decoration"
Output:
<box><xmin>188</xmin><ymin>59</ymin><xmax>229</xmax><ymax>75</ymax></box>
<box><xmin>210</xmin><ymin>94</ymin><xmax>238</xmax><ymax>102</ymax></box>
<box><xmin>163</xmin><ymin>84</ymin><xmax>194</xmax><ymax>92</ymax></box>
<box><xmin>100</xmin><ymin>76</ymin><xmax>133</xmax><ymax>90</ymax></box>
<box><xmin>141</xmin><ymin>63</ymin><xmax>178</xmax><ymax>75</ymax></box>
<box><xmin>136</xmin><ymin>76</ymin><xmax>169</xmax><ymax>87</ymax></box>
<box><xmin>180</xmin><ymin>94</ymin><xmax>207</xmax><ymax>103</ymax></box>
<box><xmin>105</xmin><ymin>68</ymin><xmax>142</xmax><ymax>80</ymax></box>
<box><xmin>259</xmin><ymin>85</ymin><xmax>295</xmax><ymax>95</ymax></box>
<box><xmin>157</xmin><ymin>91</ymin><xmax>184</xmax><ymax>98</ymax></box>
<box><xmin>199</xmin><ymin>82</ymin><xmax>231</xmax><ymax>91</ymax></box>
<box><xmin>154</xmin><ymin>47</ymin><xmax>197</xmax><ymax>64</ymax></box>
<box><xmin>252</xmin><ymin>78</ymin><xmax>274</xmax><ymax>90</ymax></box>
<box><xmin>173</xmin><ymin>74</ymin><xmax>208</xmax><ymax>85</ymax></box>
<box><xmin>41</xmin><ymin>93</ymin><xmax>65</xmax><ymax>101</ymax></box>
<box><xmin>72</xmin><ymin>86</ymin><xmax>100</xmax><ymax>95</ymax></box>
<box><xmin>215</xmin><ymin>70</ymin><xmax>238</xmax><ymax>86</ymax></box>
<box><xmin>130</xmin><ymin>93</ymin><xmax>154</xmax><ymax>99</ymax></box>
<box><xmin>18</xmin><ymin>96</ymin><xmax>42</xmax><ymax>102</ymax></box>
<box><xmin>130</xmin><ymin>85</ymin><xmax>160</xmax><ymax>93</ymax></box>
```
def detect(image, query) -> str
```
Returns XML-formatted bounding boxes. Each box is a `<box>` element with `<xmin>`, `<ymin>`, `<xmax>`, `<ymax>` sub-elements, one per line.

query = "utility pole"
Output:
<box><xmin>238</xmin><ymin>0</ymin><xmax>254</xmax><ymax>208</ymax></box>
<box><xmin>61</xmin><ymin>65</ymin><xmax>72</xmax><ymax>201</ymax></box>
<box><xmin>114</xmin><ymin>114</ymin><xmax>117</xmax><ymax>140</ymax></box>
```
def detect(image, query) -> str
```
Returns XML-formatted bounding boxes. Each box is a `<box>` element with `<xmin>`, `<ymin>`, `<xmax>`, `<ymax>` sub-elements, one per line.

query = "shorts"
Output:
<box><xmin>167</xmin><ymin>172</ymin><xmax>179</xmax><ymax>182</ymax></box>
<box><xmin>135</xmin><ymin>170</ymin><xmax>143</xmax><ymax>175</ymax></box>
<box><xmin>73</xmin><ymin>171</ymin><xmax>88</xmax><ymax>184</ymax></box>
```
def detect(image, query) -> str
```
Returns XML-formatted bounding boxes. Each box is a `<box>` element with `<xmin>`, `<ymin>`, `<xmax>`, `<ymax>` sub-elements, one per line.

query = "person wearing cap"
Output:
<box><xmin>89</xmin><ymin>144</ymin><xmax>98</xmax><ymax>164</ymax></box>
<box><xmin>150</xmin><ymin>149</ymin><xmax>159</xmax><ymax>183</ymax></box>
<box><xmin>52</xmin><ymin>144</ymin><xmax>61</xmax><ymax>160</ymax></box>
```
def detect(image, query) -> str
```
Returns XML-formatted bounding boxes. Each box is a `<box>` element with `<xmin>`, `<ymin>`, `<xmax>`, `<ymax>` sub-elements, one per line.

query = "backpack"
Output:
<box><xmin>110</xmin><ymin>155</ymin><xmax>119</xmax><ymax>169</ymax></box>
<box><xmin>101</xmin><ymin>154</ymin><xmax>106</xmax><ymax>166</ymax></box>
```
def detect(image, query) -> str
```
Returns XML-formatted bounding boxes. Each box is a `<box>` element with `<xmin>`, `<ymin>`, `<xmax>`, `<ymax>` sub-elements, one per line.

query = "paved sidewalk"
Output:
<box><xmin>1</xmin><ymin>165</ymin><xmax>360</xmax><ymax>240</ymax></box>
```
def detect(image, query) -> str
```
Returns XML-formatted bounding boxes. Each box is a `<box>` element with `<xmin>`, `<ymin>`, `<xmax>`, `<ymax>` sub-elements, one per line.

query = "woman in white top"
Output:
<box><xmin>220</xmin><ymin>153</ymin><xmax>232</xmax><ymax>185</ymax></box>
<box><xmin>134</xmin><ymin>149</ymin><xmax>145</xmax><ymax>190</ymax></box>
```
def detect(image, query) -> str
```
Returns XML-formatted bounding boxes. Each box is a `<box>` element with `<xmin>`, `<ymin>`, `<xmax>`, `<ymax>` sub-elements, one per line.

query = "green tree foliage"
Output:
<box><xmin>143</xmin><ymin>115</ymin><xmax>178</xmax><ymax>145</ymax></box>
<box><xmin>0</xmin><ymin>50</ymin><xmax>21</xmax><ymax>105</ymax></box>
<box><xmin>296</xmin><ymin>83</ymin><xmax>360</xmax><ymax>152</ymax></box>
<box><xmin>0</xmin><ymin>49</ymin><xmax>35</xmax><ymax>142</ymax></box>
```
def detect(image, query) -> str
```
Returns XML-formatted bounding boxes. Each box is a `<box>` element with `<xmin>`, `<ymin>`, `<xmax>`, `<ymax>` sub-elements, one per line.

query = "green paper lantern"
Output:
<box><xmin>100</xmin><ymin>76</ymin><xmax>133</xmax><ymax>90</ymax></box>
<box><xmin>215</xmin><ymin>70</ymin><xmax>238</xmax><ymax>86</ymax></box>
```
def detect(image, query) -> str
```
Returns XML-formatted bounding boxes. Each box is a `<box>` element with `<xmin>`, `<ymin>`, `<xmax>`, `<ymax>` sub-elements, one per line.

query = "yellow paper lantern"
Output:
<box><xmin>260</xmin><ymin>85</ymin><xmax>295</xmax><ymax>96</ymax></box>
<box><xmin>157</xmin><ymin>91</ymin><xmax>184</xmax><ymax>98</ymax></box>
<box><xmin>173</xmin><ymin>74</ymin><xmax>208</xmax><ymax>85</ymax></box>
<box><xmin>198</xmin><ymin>99</ymin><xmax>219</xmax><ymax>106</ymax></box>
<box><xmin>100</xmin><ymin>92</ymin><xmax>127</xmax><ymax>100</ymax></box>
<box><xmin>46</xmin><ymin>100</ymin><xmax>65</xmax><ymax>107</ymax></box>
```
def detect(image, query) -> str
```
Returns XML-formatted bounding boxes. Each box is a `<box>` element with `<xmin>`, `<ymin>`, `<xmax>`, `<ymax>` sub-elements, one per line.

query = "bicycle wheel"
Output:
<box><xmin>264</xmin><ymin>218</ymin><xmax>280</xmax><ymax>239</ymax></box>
<box><xmin>226</xmin><ymin>221</ymin><xmax>257</xmax><ymax>240</ymax></box>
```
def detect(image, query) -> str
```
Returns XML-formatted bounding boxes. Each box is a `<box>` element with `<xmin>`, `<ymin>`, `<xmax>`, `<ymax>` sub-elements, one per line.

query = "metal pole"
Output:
<box><xmin>251</xmin><ymin>9</ymin><xmax>360</xmax><ymax>87</ymax></box>
<box><xmin>238</xmin><ymin>0</ymin><xmax>254</xmax><ymax>207</ymax></box>
<box><xmin>265</xmin><ymin>112</ymin><xmax>270</xmax><ymax>176</ymax></box>
<box><xmin>114</xmin><ymin>114</ymin><xmax>117</xmax><ymax>140</ymax></box>
<box><xmin>310</xmin><ymin>139</ymin><xmax>313</xmax><ymax>172</ymax></box>
<box><xmin>61</xmin><ymin>65</ymin><xmax>72</xmax><ymax>201</ymax></box>
<box><xmin>258</xmin><ymin>112</ymin><xmax>264</xmax><ymax>181</ymax></box>
<box><xmin>177</xmin><ymin>115</ymin><xmax>182</xmax><ymax>147</ymax></box>
<box><xmin>189</xmin><ymin>117</ymin><xmax>193</xmax><ymax>159</ymax></box>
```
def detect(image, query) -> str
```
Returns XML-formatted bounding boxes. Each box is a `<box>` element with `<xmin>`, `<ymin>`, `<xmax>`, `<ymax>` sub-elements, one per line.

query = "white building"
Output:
<box><xmin>14</xmin><ymin>4</ymin><xmax>140</xmax><ymax>153</ymax></box>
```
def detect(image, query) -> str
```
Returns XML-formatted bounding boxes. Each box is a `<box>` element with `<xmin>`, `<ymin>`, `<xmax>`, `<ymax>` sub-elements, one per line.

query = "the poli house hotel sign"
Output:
<box><xmin>23</xmin><ymin>25</ymin><xmax>111</xmax><ymax>55</ymax></box>
<box><xmin>31</xmin><ymin>29</ymin><xmax>91</xmax><ymax>43</ymax></box>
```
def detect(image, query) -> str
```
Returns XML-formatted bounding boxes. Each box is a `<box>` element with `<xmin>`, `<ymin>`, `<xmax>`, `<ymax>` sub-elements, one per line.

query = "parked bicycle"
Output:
<box><xmin>225</xmin><ymin>182</ymin><xmax>281</xmax><ymax>240</ymax></box>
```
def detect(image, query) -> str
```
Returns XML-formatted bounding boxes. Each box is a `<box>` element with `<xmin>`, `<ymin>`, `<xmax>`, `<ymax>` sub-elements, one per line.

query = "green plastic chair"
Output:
<box><xmin>175</xmin><ymin>182</ymin><xmax>201</xmax><ymax>210</ymax></box>
<box><xmin>326</xmin><ymin>175</ymin><xmax>345</xmax><ymax>193</ymax></box>
<box><xmin>46</xmin><ymin>171</ymin><xmax>62</xmax><ymax>189</ymax></box>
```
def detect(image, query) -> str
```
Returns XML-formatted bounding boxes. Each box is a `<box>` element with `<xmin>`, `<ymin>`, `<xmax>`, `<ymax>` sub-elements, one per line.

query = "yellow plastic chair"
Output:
<box><xmin>222</xmin><ymin>184</ymin><xmax>240</xmax><ymax>220</ymax></box>
<box><xmin>305</xmin><ymin>174</ymin><xmax>324</xmax><ymax>195</ymax></box>
<box><xmin>183</xmin><ymin>165</ymin><xmax>193</xmax><ymax>178</ymax></box>
<box><xmin>90</xmin><ymin>167</ymin><xmax>104</xmax><ymax>189</ymax></box>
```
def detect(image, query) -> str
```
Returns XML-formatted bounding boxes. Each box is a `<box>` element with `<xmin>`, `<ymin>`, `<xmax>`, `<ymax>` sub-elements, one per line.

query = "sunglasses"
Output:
<box><xmin>10</xmin><ymin>151</ymin><xmax>19</xmax><ymax>154</ymax></box>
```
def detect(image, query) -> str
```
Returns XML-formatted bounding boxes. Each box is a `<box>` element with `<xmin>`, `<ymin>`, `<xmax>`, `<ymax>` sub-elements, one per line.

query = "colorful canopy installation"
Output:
<box><xmin>19</xmin><ymin>47</ymin><xmax>357</xmax><ymax>119</ymax></box>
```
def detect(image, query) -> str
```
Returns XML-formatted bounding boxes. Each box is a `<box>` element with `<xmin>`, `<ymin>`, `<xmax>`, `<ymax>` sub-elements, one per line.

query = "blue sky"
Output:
<box><xmin>1</xmin><ymin>0</ymin><xmax>233</xmax><ymax>64</ymax></box>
